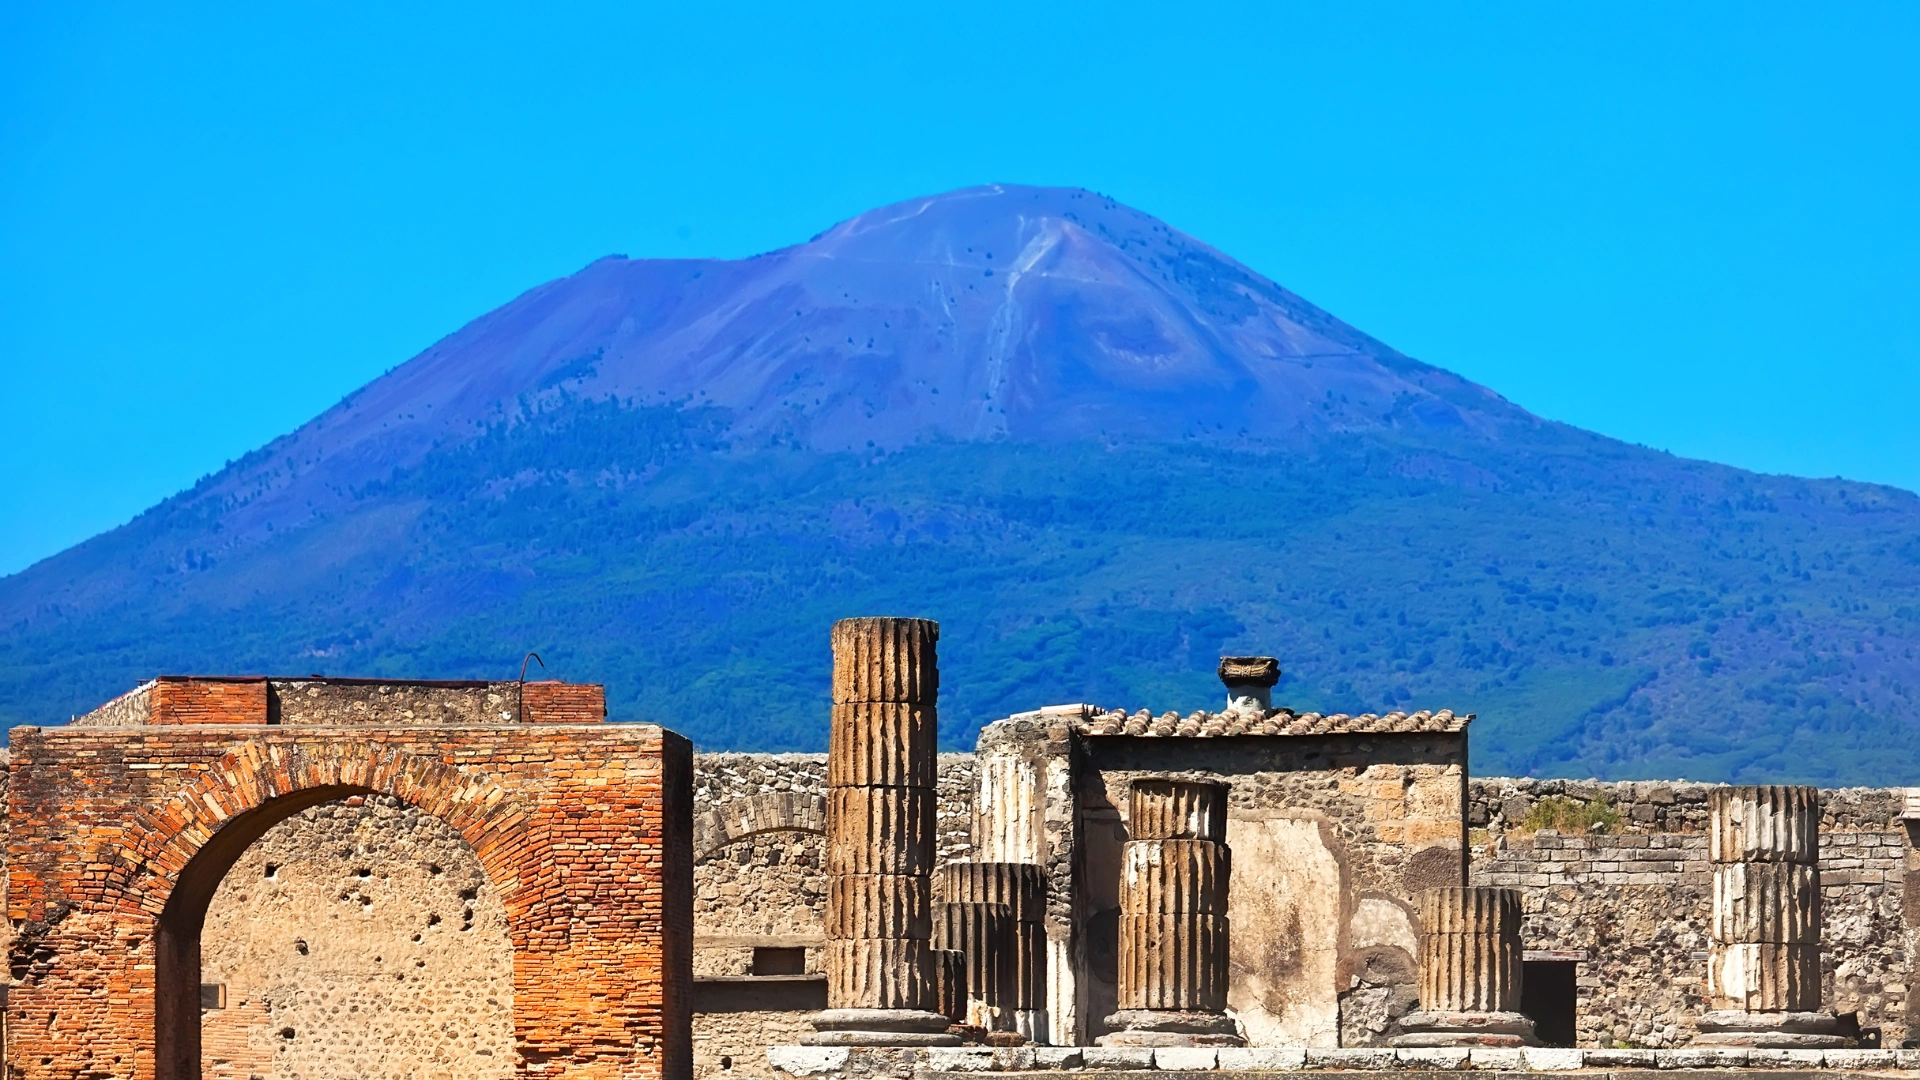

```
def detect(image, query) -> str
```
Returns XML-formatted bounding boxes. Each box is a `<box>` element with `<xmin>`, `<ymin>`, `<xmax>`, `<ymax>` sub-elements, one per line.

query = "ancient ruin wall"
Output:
<box><xmin>199</xmin><ymin>795</ymin><xmax>514</xmax><ymax>1080</ymax></box>
<box><xmin>67</xmin><ymin>678</ymin><xmax>605</xmax><ymax>728</ymax></box>
<box><xmin>1470</xmin><ymin>779</ymin><xmax>1910</xmax><ymax>1048</ymax></box>
<box><xmin>1077</xmin><ymin>734</ymin><xmax>1466</xmax><ymax>1047</ymax></box>
<box><xmin>7</xmin><ymin>734</ymin><xmax>1912</xmax><ymax>1077</ymax></box>
<box><xmin>682</xmin><ymin>762</ymin><xmax>1912</xmax><ymax>1056</ymax></box>
<box><xmin>688</xmin><ymin>754</ymin><xmax>974</xmax><ymax>1080</ymax></box>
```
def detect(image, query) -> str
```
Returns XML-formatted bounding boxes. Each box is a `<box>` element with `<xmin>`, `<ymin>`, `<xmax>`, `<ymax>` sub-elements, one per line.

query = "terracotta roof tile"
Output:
<box><xmin>1062</xmin><ymin>704</ymin><xmax>1471</xmax><ymax>737</ymax></box>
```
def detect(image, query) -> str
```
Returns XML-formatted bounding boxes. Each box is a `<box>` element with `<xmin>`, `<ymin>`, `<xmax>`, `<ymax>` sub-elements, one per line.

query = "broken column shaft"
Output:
<box><xmin>1394</xmin><ymin>888</ymin><xmax>1536</xmax><ymax>1047</ymax></box>
<box><xmin>940</xmin><ymin>862</ymin><xmax>1047</xmax><ymax>1038</ymax></box>
<box><xmin>938</xmin><ymin>899</ymin><xmax>1012</xmax><ymax>1031</ymax></box>
<box><xmin>935</xmin><ymin>948</ymin><xmax>967</xmax><ymax>1027</ymax></box>
<box><xmin>1099</xmin><ymin>778</ymin><xmax>1242</xmax><ymax>1047</ymax></box>
<box><xmin>809</xmin><ymin>617</ymin><xmax>958</xmax><ymax>1046</ymax></box>
<box><xmin>1694</xmin><ymin>786</ymin><xmax>1840</xmax><ymax>1048</ymax></box>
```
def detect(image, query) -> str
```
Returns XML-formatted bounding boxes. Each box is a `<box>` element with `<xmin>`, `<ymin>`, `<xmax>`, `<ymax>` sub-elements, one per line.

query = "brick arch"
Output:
<box><xmin>111</xmin><ymin>739</ymin><xmax>530</xmax><ymax>920</ymax></box>
<box><xmin>107</xmin><ymin>740</ymin><xmax>535</xmax><ymax>1080</ymax></box>
<box><xmin>7</xmin><ymin>722</ymin><xmax>691</xmax><ymax>1080</ymax></box>
<box><xmin>694</xmin><ymin>792</ymin><xmax>825</xmax><ymax>861</ymax></box>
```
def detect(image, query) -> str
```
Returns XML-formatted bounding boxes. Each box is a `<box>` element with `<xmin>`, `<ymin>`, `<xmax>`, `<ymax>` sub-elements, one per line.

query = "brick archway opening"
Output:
<box><xmin>9</xmin><ymin>722</ymin><xmax>692</xmax><ymax>1080</ymax></box>
<box><xmin>154</xmin><ymin>783</ymin><xmax>431</xmax><ymax>1080</ymax></box>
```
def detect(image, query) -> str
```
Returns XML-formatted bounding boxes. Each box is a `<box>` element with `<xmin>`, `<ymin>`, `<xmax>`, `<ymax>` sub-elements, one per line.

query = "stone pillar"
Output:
<box><xmin>1694</xmin><ymin>786</ymin><xmax>1841</xmax><ymax>1048</ymax></box>
<box><xmin>1099</xmin><ymin>779</ymin><xmax>1242</xmax><ymax>1047</ymax></box>
<box><xmin>944</xmin><ymin>862</ymin><xmax>1048</xmax><ymax>1040</ymax></box>
<box><xmin>973</xmin><ymin>714</ymin><xmax>1081</xmax><ymax>1043</ymax></box>
<box><xmin>1394</xmin><ymin>888</ymin><xmax>1536</xmax><ymax>1046</ymax></box>
<box><xmin>809</xmin><ymin>617</ymin><xmax>959</xmax><ymax>1046</ymax></box>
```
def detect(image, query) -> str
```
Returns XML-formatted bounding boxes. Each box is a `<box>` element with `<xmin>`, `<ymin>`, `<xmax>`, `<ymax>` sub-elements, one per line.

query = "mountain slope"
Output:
<box><xmin>4</xmin><ymin>185</ymin><xmax>1919</xmax><ymax>782</ymax></box>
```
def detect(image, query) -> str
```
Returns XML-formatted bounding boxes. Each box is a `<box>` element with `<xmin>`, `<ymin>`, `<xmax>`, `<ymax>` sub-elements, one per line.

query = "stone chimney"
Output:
<box><xmin>1217</xmin><ymin>656</ymin><xmax>1279</xmax><ymax>713</ymax></box>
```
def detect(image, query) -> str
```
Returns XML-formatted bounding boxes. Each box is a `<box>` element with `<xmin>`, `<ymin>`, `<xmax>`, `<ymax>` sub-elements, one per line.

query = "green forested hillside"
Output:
<box><xmin>7</xmin><ymin>395</ymin><xmax>1918</xmax><ymax>783</ymax></box>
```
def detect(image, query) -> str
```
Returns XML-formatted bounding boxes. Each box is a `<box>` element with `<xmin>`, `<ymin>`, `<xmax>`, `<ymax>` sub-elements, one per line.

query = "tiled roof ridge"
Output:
<box><xmin>1062</xmin><ymin>703</ymin><xmax>1473</xmax><ymax>737</ymax></box>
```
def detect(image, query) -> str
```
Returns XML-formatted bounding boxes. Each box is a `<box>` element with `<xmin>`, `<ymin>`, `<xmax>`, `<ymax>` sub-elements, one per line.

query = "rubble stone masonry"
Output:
<box><xmin>689</xmin><ymin>762</ymin><xmax>1914</xmax><ymax>1058</ymax></box>
<box><xmin>71</xmin><ymin>677</ymin><xmax>607</xmax><ymax>728</ymax></box>
<box><xmin>1470</xmin><ymin>779</ymin><xmax>1908</xmax><ymax>1048</ymax></box>
<box><xmin>690</xmin><ymin>755</ymin><xmax>973</xmax><ymax>1078</ymax></box>
<box><xmin>198</xmin><ymin>795</ymin><xmax>515</xmax><ymax>1080</ymax></box>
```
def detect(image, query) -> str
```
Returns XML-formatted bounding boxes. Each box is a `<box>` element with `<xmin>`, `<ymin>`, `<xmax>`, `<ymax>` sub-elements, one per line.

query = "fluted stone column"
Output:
<box><xmin>939</xmin><ymin>900</ymin><xmax>1013</xmax><ymax>1030</ymax></box>
<box><xmin>943</xmin><ymin>862</ymin><xmax>1048</xmax><ymax>1040</ymax></box>
<box><xmin>1099</xmin><ymin>779</ymin><xmax>1242</xmax><ymax>1047</ymax></box>
<box><xmin>936</xmin><ymin>949</ymin><xmax>968</xmax><ymax>1026</ymax></box>
<box><xmin>808</xmin><ymin>617</ymin><xmax>959</xmax><ymax>1046</ymax></box>
<box><xmin>1694</xmin><ymin>786</ymin><xmax>1841</xmax><ymax>1048</ymax></box>
<box><xmin>1394</xmin><ymin>888</ymin><xmax>1536</xmax><ymax>1047</ymax></box>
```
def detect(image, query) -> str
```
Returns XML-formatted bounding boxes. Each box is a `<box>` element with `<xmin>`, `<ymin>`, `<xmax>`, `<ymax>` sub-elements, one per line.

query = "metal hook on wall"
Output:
<box><xmin>517</xmin><ymin>651</ymin><xmax>547</xmax><ymax>721</ymax></box>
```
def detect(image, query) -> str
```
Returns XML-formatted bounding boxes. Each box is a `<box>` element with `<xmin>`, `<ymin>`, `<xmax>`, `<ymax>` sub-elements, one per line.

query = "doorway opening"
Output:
<box><xmin>1521</xmin><ymin>959</ymin><xmax>1578</xmax><ymax>1047</ymax></box>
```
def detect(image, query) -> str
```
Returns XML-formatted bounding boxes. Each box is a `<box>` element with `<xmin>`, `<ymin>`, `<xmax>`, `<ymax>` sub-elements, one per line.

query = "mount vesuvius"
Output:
<box><xmin>5</xmin><ymin>185</ymin><xmax>1918</xmax><ymax>782</ymax></box>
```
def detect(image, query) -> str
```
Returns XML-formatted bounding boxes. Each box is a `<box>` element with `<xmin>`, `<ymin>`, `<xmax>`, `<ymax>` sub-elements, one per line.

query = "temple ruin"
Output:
<box><xmin>6</xmin><ymin>624</ymin><xmax>1920</xmax><ymax>1079</ymax></box>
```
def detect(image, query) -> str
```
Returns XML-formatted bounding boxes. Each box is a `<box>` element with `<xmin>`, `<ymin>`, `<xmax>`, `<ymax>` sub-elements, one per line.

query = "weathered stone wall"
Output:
<box><xmin>696</xmin><ymin>830</ymin><xmax>828</xmax><ymax>975</ymax></box>
<box><xmin>688</xmin><ymin>753</ymin><xmax>974</xmax><ymax>1079</ymax></box>
<box><xmin>692</xmin><ymin>1002</ymin><xmax>820</xmax><ymax>1080</ymax></box>
<box><xmin>690</xmin><ymin>737</ymin><xmax>1467</xmax><ymax>1055</ymax></box>
<box><xmin>69</xmin><ymin>681</ymin><xmax>155</xmax><ymax>726</ymax></box>
<box><xmin>200</xmin><ymin>795</ymin><xmax>514</xmax><ymax>1080</ymax></box>
<box><xmin>1469</xmin><ymin>778</ymin><xmax>1910</xmax><ymax>1049</ymax></box>
<box><xmin>1468</xmin><ymin>778</ymin><xmax>1903</xmax><ymax>836</ymax></box>
<box><xmin>683</xmin><ymin>762</ymin><xmax>1912</xmax><ymax>1057</ymax></box>
<box><xmin>10</xmin><ymin>727</ymin><xmax>1914</xmax><ymax>1078</ymax></box>
<box><xmin>267</xmin><ymin>680</ymin><xmax>521</xmax><ymax>725</ymax></box>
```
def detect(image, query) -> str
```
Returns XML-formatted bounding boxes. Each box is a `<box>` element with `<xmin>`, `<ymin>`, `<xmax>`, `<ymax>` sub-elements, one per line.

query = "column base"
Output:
<box><xmin>1391</xmin><ymin>1011</ymin><xmax>1539</xmax><ymax>1048</ymax></box>
<box><xmin>1097</xmin><ymin>1009</ymin><xmax>1245</xmax><ymax>1047</ymax></box>
<box><xmin>1691</xmin><ymin>1011</ymin><xmax>1845</xmax><ymax>1049</ymax></box>
<box><xmin>805</xmin><ymin>1009</ymin><xmax>963</xmax><ymax>1046</ymax></box>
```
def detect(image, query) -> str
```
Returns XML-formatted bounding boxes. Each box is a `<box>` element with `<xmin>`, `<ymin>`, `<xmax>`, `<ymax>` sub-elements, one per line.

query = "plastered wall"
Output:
<box><xmin>1077</xmin><ymin>734</ymin><xmax>1466</xmax><ymax>1047</ymax></box>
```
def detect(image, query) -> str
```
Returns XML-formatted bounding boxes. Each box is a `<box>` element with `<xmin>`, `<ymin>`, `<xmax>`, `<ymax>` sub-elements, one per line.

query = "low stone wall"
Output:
<box><xmin>1468</xmin><ymin>779</ymin><xmax>1903</xmax><ymax>836</ymax></box>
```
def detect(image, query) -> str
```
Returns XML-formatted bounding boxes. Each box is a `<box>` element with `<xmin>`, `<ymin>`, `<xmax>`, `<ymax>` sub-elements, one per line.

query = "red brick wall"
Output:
<box><xmin>148</xmin><ymin>678</ymin><xmax>268</xmax><ymax>725</ymax></box>
<box><xmin>6</xmin><ymin>723</ymin><xmax>692</xmax><ymax>1080</ymax></box>
<box><xmin>522</xmin><ymin>681</ymin><xmax>607</xmax><ymax>724</ymax></box>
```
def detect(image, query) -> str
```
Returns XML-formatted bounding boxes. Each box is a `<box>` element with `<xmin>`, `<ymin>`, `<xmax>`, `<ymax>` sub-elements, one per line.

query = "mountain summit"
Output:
<box><xmin>5</xmin><ymin>186</ymin><xmax>1918</xmax><ymax>782</ymax></box>
<box><xmin>168</xmin><ymin>185</ymin><xmax>1525</xmax><ymax>544</ymax></box>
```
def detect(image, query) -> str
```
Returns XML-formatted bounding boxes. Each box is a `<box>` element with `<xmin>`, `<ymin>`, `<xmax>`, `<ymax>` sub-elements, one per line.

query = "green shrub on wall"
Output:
<box><xmin>1521</xmin><ymin>795</ymin><xmax>1624</xmax><ymax>835</ymax></box>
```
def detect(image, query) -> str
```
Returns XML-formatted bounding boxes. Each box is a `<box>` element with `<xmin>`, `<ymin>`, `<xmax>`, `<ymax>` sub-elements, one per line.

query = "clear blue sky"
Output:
<box><xmin>3</xmin><ymin>3</ymin><xmax>1916</xmax><ymax>576</ymax></box>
